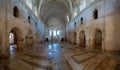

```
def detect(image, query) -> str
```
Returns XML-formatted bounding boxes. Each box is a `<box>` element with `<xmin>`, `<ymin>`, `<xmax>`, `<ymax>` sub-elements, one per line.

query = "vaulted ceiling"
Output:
<box><xmin>36</xmin><ymin>0</ymin><xmax>81</xmax><ymax>26</ymax></box>
<box><xmin>41</xmin><ymin>0</ymin><xmax>69</xmax><ymax>25</ymax></box>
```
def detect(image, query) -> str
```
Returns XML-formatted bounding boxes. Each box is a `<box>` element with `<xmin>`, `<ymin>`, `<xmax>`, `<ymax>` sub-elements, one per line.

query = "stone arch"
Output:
<box><xmin>72</xmin><ymin>32</ymin><xmax>77</xmax><ymax>44</ymax></box>
<box><xmin>9</xmin><ymin>27</ymin><xmax>23</xmax><ymax>51</ymax></box>
<box><xmin>79</xmin><ymin>31</ymin><xmax>86</xmax><ymax>48</ymax></box>
<box><xmin>94</xmin><ymin>29</ymin><xmax>102</xmax><ymax>51</ymax></box>
<box><xmin>13</xmin><ymin>6</ymin><xmax>20</xmax><ymax>18</ymax></box>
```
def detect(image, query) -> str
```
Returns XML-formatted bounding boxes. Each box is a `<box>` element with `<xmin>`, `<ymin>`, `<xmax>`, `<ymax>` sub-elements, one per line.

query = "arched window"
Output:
<box><xmin>74</xmin><ymin>22</ymin><xmax>76</xmax><ymax>28</ymax></box>
<box><xmin>13</xmin><ymin>6</ymin><xmax>20</xmax><ymax>18</ymax></box>
<box><xmin>81</xmin><ymin>17</ymin><xmax>83</xmax><ymax>24</ymax></box>
<box><xmin>28</xmin><ymin>16</ymin><xmax>31</xmax><ymax>23</ymax></box>
<box><xmin>35</xmin><ymin>22</ymin><xmax>37</xmax><ymax>28</ymax></box>
<box><xmin>93</xmin><ymin>9</ymin><xmax>98</xmax><ymax>19</ymax></box>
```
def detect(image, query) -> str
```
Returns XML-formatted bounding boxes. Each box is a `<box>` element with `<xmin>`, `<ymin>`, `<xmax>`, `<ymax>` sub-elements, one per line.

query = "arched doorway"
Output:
<box><xmin>94</xmin><ymin>29</ymin><xmax>102</xmax><ymax>51</ymax></box>
<box><xmin>9</xmin><ymin>33</ymin><xmax>15</xmax><ymax>45</ymax></box>
<box><xmin>72</xmin><ymin>32</ymin><xmax>77</xmax><ymax>44</ymax></box>
<box><xmin>9</xmin><ymin>27</ymin><xmax>23</xmax><ymax>54</ymax></box>
<box><xmin>79</xmin><ymin>31</ymin><xmax>86</xmax><ymax>48</ymax></box>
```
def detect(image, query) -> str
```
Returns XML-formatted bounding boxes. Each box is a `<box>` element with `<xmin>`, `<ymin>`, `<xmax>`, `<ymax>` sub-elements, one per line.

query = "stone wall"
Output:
<box><xmin>67</xmin><ymin>0</ymin><xmax>120</xmax><ymax>52</ymax></box>
<box><xmin>0</xmin><ymin>0</ymin><xmax>45</xmax><ymax>56</ymax></box>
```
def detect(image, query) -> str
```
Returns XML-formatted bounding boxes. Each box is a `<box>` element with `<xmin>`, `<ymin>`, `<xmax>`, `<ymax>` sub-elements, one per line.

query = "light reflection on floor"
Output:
<box><xmin>0</xmin><ymin>43</ymin><xmax>72</xmax><ymax>70</ymax></box>
<box><xmin>0</xmin><ymin>43</ymin><xmax>118</xmax><ymax>70</ymax></box>
<box><xmin>47</xmin><ymin>43</ymin><xmax>66</xmax><ymax>70</ymax></box>
<box><xmin>48</xmin><ymin>44</ymin><xmax>52</xmax><ymax>50</ymax></box>
<box><xmin>48</xmin><ymin>52</ymin><xmax>53</xmax><ymax>58</ymax></box>
<box><xmin>10</xmin><ymin>45</ymin><xmax>17</xmax><ymax>57</ymax></box>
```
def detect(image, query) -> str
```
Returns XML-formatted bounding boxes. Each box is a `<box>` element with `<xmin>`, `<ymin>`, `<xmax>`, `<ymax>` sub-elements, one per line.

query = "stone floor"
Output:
<box><xmin>0</xmin><ymin>43</ymin><xmax>72</xmax><ymax>70</ymax></box>
<box><xmin>0</xmin><ymin>43</ymin><xmax>120</xmax><ymax>70</ymax></box>
<box><xmin>63</xmin><ymin>44</ymin><xmax>120</xmax><ymax>70</ymax></box>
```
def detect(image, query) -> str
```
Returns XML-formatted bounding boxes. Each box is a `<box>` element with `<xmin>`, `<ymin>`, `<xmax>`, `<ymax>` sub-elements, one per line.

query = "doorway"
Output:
<box><xmin>9</xmin><ymin>32</ymin><xmax>16</xmax><ymax>55</ymax></box>
<box><xmin>94</xmin><ymin>29</ymin><xmax>102</xmax><ymax>51</ymax></box>
<box><xmin>79</xmin><ymin>31</ymin><xmax>86</xmax><ymax>48</ymax></box>
<box><xmin>73</xmin><ymin>32</ymin><xmax>77</xmax><ymax>44</ymax></box>
<box><xmin>9</xmin><ymin>28</ymin><xmax>22</xmax><ymax>55</ymax></box>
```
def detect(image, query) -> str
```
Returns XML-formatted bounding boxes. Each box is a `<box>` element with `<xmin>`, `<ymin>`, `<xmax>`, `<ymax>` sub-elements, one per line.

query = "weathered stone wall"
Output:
<box><xmin>0</xmin><ymin>0</ymin><xmax>44</xmax><ymax>55</ymax></box>
<box><xmin>67</xmin><ymin>0</ymin><xmax>120</xmax><ymax>52</ymax></box>
<box><xmin>104</xmin><ymin>0</ymin><xmax>120</xmax><ymax>52</ymax></box>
